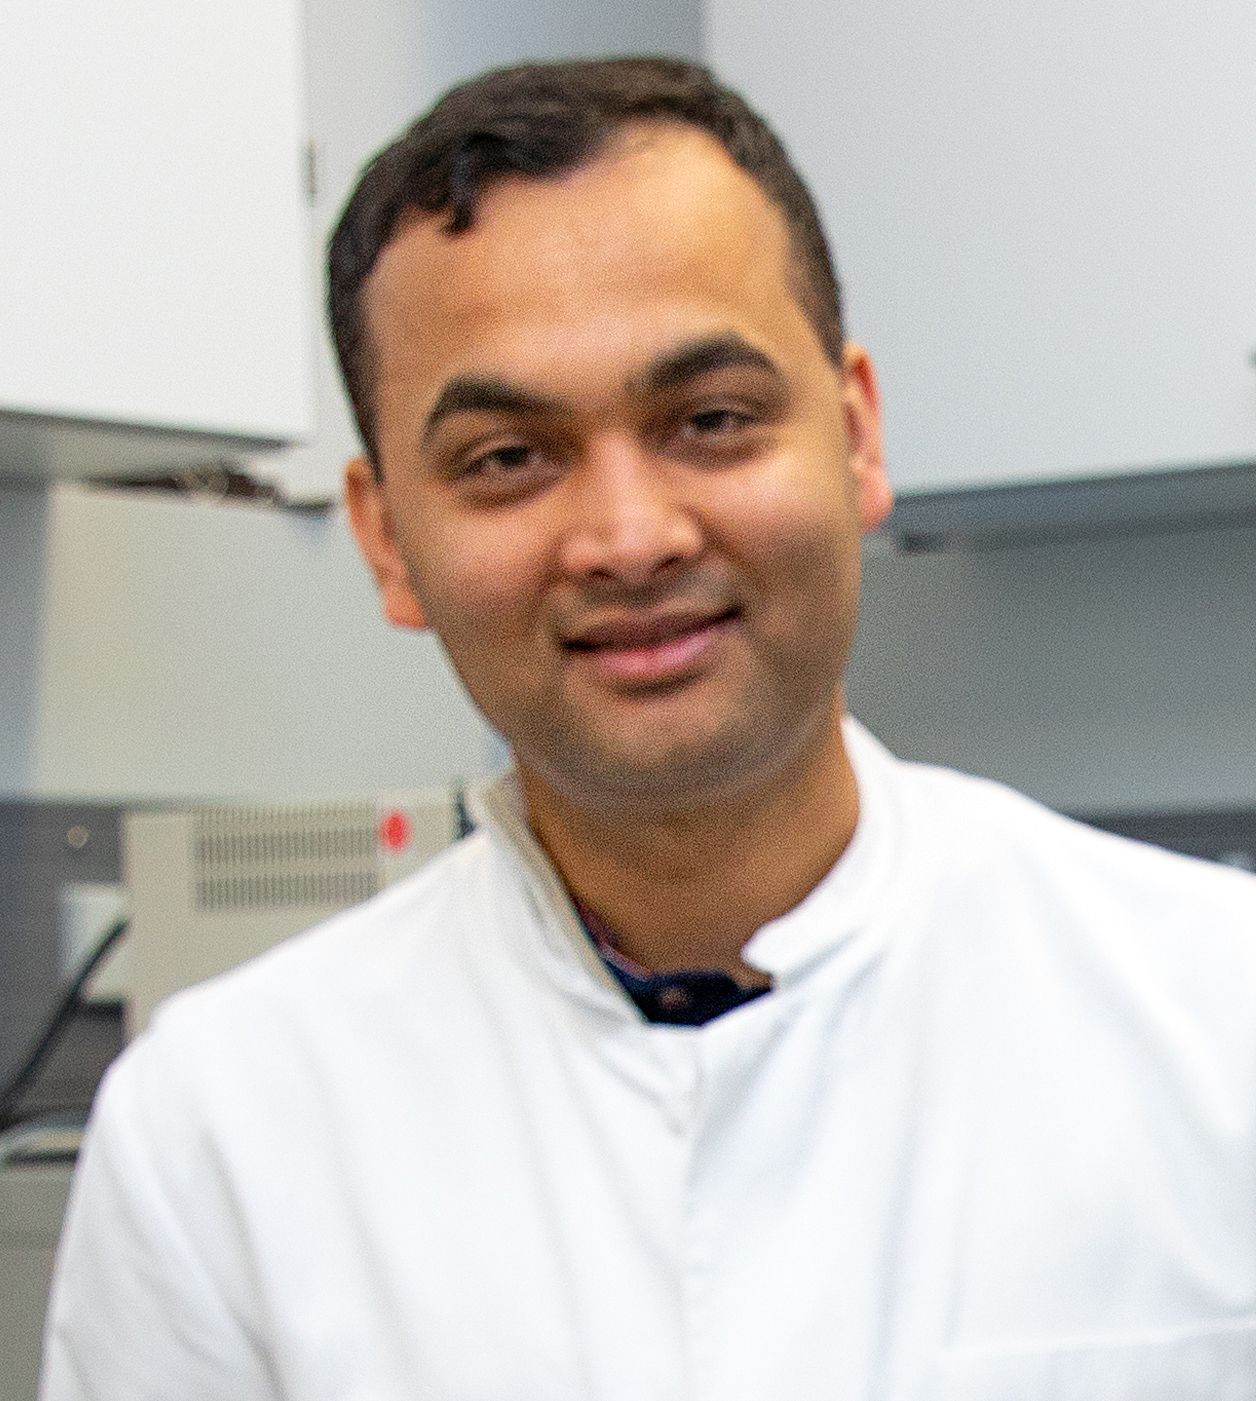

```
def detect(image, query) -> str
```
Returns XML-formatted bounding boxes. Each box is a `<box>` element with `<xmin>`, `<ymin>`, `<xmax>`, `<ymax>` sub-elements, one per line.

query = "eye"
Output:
<box><xmin>451</xmin><ymin>439</ymin><xmax>559</xmax><ymax>503</ymax></box>
<box><xmin>687</xmin><ymin>406</ymin><xmax>755</xmax><ymax>437</ymax></box>
<box><xmin>463</xmin><ymin>443</ymin><xmax>541</xmax><ymax>476</ymax></box>
<box><xmin>667</xmin><ymin>400</ymin><xmax>770</xmax><ymax>464</ymax></box>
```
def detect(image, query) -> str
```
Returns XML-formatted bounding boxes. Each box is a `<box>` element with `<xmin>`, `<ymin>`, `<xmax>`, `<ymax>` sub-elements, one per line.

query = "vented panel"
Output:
<box><xmin>127</xmin><ymin>790</ymin><xmax>457</xmax><ymax>1038</ymax></box>
<box><xmin>192</xmin><ymin>805</ymin><xmax>379</xmax><ymax>912</ymax></box>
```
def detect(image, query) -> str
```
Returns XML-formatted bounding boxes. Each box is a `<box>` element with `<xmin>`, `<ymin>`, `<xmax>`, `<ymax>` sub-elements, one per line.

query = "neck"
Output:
<box><xmin>516</xmin><ymin>702</ymin><xmax>859</xmax><ymax>983</ymax></box>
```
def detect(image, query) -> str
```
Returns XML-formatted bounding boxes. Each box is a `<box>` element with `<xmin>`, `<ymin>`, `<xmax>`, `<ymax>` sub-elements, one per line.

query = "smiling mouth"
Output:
<box><xmin>564</xmin><ymin>608</ymin><xmax>740</xmax><ymax>685</ymax></box>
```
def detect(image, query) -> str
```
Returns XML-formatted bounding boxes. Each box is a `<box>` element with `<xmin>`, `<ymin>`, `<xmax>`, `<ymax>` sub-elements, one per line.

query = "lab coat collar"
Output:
<box><xmin>468</xmin><ymin>716</ymin><xmax>915</xmax><ymax>1007</ymax></box>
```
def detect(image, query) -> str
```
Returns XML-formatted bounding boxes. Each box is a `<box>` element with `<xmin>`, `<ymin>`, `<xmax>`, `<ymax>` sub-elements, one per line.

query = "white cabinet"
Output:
<box><xmin>0</xmin><ymin>0</ymin><xmax>314</xmax><ymax>481</ymax></box>
<box><xmin>706</xmin><ymin>0</ymin><xmax>1256</xmax><ymax>498</ymax></box>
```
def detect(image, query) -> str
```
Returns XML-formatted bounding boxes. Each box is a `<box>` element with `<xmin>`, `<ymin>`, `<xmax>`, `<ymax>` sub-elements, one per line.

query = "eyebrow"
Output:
<box><xmin>636</xmin><ymin>333</ymin><xmax>782</xmax><ymax>394</ymax></box>
<box><xmin>421</xmin><ymin>332</ymin><xmax>783</xmax><ymax>442</ymax></box>
<box><xmin>423</xmin><ymin>378</ymin><xmax>562</xmax><ymax>442</ymax></box>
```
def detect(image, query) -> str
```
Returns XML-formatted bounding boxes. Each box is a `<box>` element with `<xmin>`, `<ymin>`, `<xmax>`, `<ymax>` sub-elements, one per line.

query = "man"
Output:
<box><xmin>42</xmin><ymin>58</ymin><xmax>1256</xmax><ymax>1399</ymax></box>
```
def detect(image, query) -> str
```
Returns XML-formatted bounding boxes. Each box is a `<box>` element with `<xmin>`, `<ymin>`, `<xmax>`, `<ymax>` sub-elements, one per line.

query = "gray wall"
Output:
<box><xmin>16</xmin><ymin>482</ymin><xmax>1256</xmax><ymax>814</ymax></box>
<box><xmin>0</xmin><ymin>483</ymin><xmax>48</xmax><ymax>793</ymax></box>
<box><xmin>849</xmin><ymin>521</ymin><xmax>1256</xmax><ymax>814</ymax></box>
<box><xmin>25</xmin><ymin>485</ymin><xmax>499</xmax><ymax>802</ymax></box>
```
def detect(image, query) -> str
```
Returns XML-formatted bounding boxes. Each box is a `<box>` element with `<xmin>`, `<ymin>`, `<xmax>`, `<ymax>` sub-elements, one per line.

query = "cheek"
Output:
<box><xmin>715</xmin><ymin>467</ymin><xmax>863</xmax><ymax>690</ymax></box>
<box><xmin>403</xmin><ymin>517</ymin><xmax>549</xmax><ymax>659</ymax></box>
<box><xmin>721</xmin><ymin>457</ymin><xmax>860</xmax><ymax>602</ymax></box>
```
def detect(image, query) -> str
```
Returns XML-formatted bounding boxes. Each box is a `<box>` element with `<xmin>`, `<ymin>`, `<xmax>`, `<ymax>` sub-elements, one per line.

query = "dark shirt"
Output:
<box><xmin>577</xmin><ymin>903</ymin><xmax>770</xmax><ymax>1027</ymax></box>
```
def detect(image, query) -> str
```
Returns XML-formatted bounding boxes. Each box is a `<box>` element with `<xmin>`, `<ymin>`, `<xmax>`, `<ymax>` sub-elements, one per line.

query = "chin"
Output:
<box><xmin>539</xmin><ymin>715</ymin><xmax>806</xmax><ymax>816</ymax></box>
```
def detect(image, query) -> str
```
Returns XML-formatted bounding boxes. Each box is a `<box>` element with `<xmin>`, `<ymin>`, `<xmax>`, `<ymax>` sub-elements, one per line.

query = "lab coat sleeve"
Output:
<box><xmin>38</xmin><ymin>1031</ymin><xmax>280</xmax><ymax>1401</ymax></box>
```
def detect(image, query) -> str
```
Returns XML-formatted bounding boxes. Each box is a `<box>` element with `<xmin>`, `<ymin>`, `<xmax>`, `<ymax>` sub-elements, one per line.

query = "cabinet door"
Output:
<box><xmin>706</xmin><ymin>0</ymin><xmax>1256</xmax><ymax>493</ymax></box>
<box><xmin>0</xmin><ymin>0</ymin><xmax>313</xmax><ymax>443</ymax></box>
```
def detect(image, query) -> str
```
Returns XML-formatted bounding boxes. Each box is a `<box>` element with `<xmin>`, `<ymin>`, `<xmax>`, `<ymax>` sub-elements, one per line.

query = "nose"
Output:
<box><xmin>558</xmin><ymin>438</ymin><xmax>703</xmax><ymax>590</ymax></box>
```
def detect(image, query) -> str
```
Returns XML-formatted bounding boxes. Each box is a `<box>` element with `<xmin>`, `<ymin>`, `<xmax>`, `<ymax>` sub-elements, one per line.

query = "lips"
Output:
<box><xmin>563</xmin><ymin>607</ymin><xmax>739</xmax><ymax>685</ymax></box>
<box><xmin>567</xmin><ymin>608</ymin><xmax>734</xmax><ymax>651</ymax></box>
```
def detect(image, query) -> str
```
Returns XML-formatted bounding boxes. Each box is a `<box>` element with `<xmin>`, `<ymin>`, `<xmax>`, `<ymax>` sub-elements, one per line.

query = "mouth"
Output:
<box><xmin>563</xmin><ymin>607</ymin><xmax>740</xmax><ymax>686</ymax></box>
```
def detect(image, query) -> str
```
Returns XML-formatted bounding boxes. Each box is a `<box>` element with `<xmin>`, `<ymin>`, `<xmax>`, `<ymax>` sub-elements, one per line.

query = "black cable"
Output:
<box><xmin>0</xmin><ymin>917</ymin><xmax>129</xmax><ymax>1133</ymax></box>
<box><xmin>453</xmin><ymin>785</ymin><xmax>476</xmax><ymax>839</ymax></box>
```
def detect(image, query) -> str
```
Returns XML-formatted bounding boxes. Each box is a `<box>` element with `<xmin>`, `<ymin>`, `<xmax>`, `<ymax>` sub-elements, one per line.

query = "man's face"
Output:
<box><xmin>347</xmin><ymin>123</ymin><xmax>891</xmax><ymax>814</ymax></box>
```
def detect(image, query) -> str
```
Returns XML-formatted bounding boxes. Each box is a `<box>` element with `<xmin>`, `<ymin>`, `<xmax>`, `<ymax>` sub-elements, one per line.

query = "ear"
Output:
<box><xmin>344</xmin><ymin>456</ymin><xmax>428</xmax><ymax>631</ymax></box>
<box><xmin>840</xmin><ymin>342</ymin><xmax>894</xmax><ymax>533</ymax></box>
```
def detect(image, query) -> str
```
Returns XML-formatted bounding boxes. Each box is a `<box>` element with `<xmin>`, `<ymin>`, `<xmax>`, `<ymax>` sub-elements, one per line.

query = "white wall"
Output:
<box><xmin>703</xmin><ymin>0</ymin><xmax>1256</xmax><ymax>495</ymax></box>
<box><xmin>269</xmin><ymin>0</ymin><xmax>703</xmax><ymax>500</ymax></box>
<box><xmin>0</xmin><ymin>0</ymin><xmax>704</xmax><ymax>804</ymax></box>
<box><xmin>5</xmin><ymin>0</ymin><xmax>1255</xmax><ymax>818</ymax></box>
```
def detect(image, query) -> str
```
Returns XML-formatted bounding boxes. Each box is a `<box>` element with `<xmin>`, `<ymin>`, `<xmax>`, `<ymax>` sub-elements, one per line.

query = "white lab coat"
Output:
<box><xmin>41</xmin><ymin>723</ymin><xmax>1256</xmax><ymax>1399</ymax></box>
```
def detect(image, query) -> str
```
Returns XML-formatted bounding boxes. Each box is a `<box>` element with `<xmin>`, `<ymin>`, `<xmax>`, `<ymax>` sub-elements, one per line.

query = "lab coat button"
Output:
<box><xmin>658</xmin><ymin>986</ymin><xmax>690</xmax><ymax>1012</ymax></box>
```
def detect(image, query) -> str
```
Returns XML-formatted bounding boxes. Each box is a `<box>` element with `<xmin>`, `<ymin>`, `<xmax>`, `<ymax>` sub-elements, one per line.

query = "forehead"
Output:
<box><xmin>362</xmin><ymin>125</ymin><xmax>820</xmax><ymax>406</ymax></box>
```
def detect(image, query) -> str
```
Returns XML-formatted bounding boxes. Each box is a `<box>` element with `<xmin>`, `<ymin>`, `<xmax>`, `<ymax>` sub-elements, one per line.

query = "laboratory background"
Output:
<box><xmin>3</xmin><ymin>0</ymin><xmax>1255</xmax><ymax>1395</ymax></box>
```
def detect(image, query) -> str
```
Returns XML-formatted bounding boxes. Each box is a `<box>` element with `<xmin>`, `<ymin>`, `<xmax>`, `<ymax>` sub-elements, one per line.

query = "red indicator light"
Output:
<box><xmin>378</xmin><ymin>809</ymin><xmax>412</xmax><ymax>853</ymax></box>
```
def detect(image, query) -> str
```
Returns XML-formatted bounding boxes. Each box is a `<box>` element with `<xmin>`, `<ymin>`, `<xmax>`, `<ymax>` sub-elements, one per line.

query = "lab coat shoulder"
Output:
<box><xmin>140</xmin><ymin>825</ymin><xmax>519</xmax><ymax>1059</ymax></box>
<box><xmin>903</xmin><ymin>752</ymin><xmax>1256</xmax><ymax>969</ymax></box>
<box><xmin>871</xmin><ymin>757</ymin><xmax>1256</xmax><ymax>1359</ymax></box>
<box><xmin>131</xmin><ymin>826</ymin><xmax>554</xmax><ymax>1135</ymax></box>
<box><xmin>897</xmin><ymin>753</ymin><xmax>1256</xmax><ymax>1106</ymax></box>
<box><xmin>42</xmin><ymin>828</ymin><xmax>538</xmax><ymax>1400</ymax></box>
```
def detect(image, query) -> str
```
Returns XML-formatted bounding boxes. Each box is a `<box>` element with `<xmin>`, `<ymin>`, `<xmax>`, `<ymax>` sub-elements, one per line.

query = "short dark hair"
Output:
<box><xmin>327</xmin><ymin>57</ymin><xmax>844</xmax><ymax>467</ymax></box>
